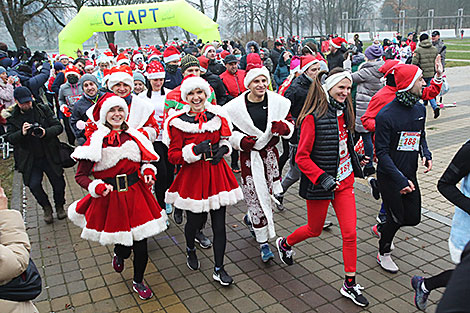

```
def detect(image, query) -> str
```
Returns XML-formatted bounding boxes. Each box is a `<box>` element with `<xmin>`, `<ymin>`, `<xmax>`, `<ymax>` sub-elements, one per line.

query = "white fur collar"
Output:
<box><xmin>93</xmin><ymin>140</ymin><xmax>141</xmax><ymax>172</ymax></box>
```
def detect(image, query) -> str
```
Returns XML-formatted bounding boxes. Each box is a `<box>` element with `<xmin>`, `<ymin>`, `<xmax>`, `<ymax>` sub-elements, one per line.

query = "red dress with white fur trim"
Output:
<box><xmin>164</xmin><ymin>104</ymin><xmax>244</xmax><ymax>213</ymax></box>
<box><xmin>68</xmin><ymin>128</ymin><xmax>168</xmax><ymax>247</ymax></box>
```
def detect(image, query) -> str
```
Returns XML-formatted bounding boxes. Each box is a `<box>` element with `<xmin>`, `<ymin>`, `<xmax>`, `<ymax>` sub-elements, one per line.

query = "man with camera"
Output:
<box><xmin>5</xmin><ymin>86</ymin><xmax>66</xmax><ymax>224</ymax></box>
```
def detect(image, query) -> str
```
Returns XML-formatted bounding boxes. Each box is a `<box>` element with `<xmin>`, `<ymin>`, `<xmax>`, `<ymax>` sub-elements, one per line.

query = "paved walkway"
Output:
<box><xmin>13</xmin><ymin>66</ymin><xmax>470</xmax><ymax>312</ymax></box>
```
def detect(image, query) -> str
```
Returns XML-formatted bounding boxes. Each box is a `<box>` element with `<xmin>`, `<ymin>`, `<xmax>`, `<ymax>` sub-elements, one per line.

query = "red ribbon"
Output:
<box><xmin>105</xmin><ymin>130</ymin><xmax>122</xmax><ymax>145</ymax></box>
<box><xmin>190</xmin><ymin>110</ymin><xmax>208</xmax><ymax>129</ymax></box>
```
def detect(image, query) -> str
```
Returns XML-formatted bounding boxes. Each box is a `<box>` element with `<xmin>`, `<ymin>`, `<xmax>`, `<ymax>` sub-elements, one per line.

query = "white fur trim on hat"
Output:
<box><xmin>244</xmin><ymin>66</ymin><xmax>271</xmax><ymax>88</ymax></box>
<box><xmin>300</xmin><ymin>60</ymin><xmax>320</xmax><ymax>73</ymax></box>
<box><xmin>182</xmin><ymin>143</ymin><xmax>202</xmax><ymax>163</ymax></box>
<box><xmin>203</xmin><ymin>45</ymin><xmax>216</xmax><ymax>57</ymax></box>
<box><xmin>117</xmin><ymin>58</ymin><xmax>130</xmax><ymax>66</ymax></box>
<box><xmin>324</xmin><ymin>72</ymin><xmax>352</xmax><ymax>91</ymax></box>
<box><xmin>163</xmin><ymin>54</ymin><xmax>180</xmax><ymax>64</ymax></box>
<box><xmin>133</xmin><ymin>53</ymin><xmax>143</xmax><ymax>61</ymax></box>
<box><xmin>146</xmin><ymin>72</ymin><xmax>165</xmax><ymax>80</ymax></box>
<box><xmin>329</xmin><ymin>39</ymin><xmax>341</xmax><ymax>49</ymax></box>
<box><xmin>141</xmin><ymin>163</ymin><xmax>157</xmax><ymax>177</ymax></box>
<box><xmin>108</xmin><ymin>71</ymin><xmax>134</xmax><ymax>91</ymax></box>
<box><xmin>180</xmin><ymin>76</ymin><xmax>212</xmax><ymax>103</ymax></box>
<box><xmin>398</xmin><ymin>67</ymin><xmax>423</xmax><ymax>92</ymax></box>
<box><xmin>99</xmin><ymin>96</ymin><xmax>129</xmax><ymax>125</ymax></box>
<box><xmin>88</xmin><ymin>179</ymin><xmax>105</xmax><ymax>198</ymax></box>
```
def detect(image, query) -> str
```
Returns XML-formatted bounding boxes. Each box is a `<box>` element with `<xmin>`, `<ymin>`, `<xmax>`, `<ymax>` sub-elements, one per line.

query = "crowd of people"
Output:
<box><xmin>0</xmin><ymin>31</ymin><xmax>467</xmax><ymax>312</ymax></box>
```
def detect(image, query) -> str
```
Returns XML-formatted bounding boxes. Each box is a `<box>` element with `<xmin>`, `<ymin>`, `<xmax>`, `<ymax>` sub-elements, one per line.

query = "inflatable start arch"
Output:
<box><xmin>58</xmin><ymin>0</ymin><xmax>221</xmax><ymax>56</ymax></box>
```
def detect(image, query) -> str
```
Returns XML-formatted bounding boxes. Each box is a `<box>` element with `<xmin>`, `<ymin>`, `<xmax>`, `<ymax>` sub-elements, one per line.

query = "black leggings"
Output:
<box><xmin>278</xmin><ymin>138</ymin><xmax>290</xmax><ymax>173</ymax></box>
<box><xmin>114</xmin><ymin>239</ymin><xmax>148</xmax><ymax>283</ymax></box>
<box><xmin>185</xmin><ymin>207</ymin><xmax>226</xmax><ymax>268</ymax></box>
<box><xmin>424</xmin><ymin>269</ymin><xmax>453</xmax><ymax>291</ymax></box>
<box><xmin>153</xmin><ymin>141</ymin><xmax>175</xmax><ymax>209</ymax></box>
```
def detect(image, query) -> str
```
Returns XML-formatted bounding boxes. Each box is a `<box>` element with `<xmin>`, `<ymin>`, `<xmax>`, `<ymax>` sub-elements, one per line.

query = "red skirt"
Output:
<box><xmin>68</xmin><ymin>180</ymin><xmax>168</xmax><ymax>247</ymax></box>
<box><xmin>165</xmin><ymin>159</ymin><xmax>243</xmax><ymax>212</ymax></box>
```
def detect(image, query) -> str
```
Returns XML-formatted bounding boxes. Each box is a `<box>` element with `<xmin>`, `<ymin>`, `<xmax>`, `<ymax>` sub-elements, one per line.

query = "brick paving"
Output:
<box><xmin>10</xmin><ymin>66</ymin><xmax>470</xmax><ymax>312</ymax></box>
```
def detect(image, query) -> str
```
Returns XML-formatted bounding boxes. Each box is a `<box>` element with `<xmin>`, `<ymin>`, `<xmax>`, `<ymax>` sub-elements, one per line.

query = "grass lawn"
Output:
<box><xmin>445</xmin><ymin>45</ymin><xmax>470</xmax><ymax>51</ymax></box>
<box><xmin>446</xmin><ymin>51</ymin><xmax>470</xmax><ymax>60</ymax></box>
<box><xmin>0</xmin><ymin>158</ymin><xmax>15</xmax><ymax>208</ymax></box>
<box><xmin>446</xmin><ymin>60</ymin><xmax>470</xmax><ymax>67</ymax></box>
<box><xmin>444</xmin><ymin>38</ymin><xmax>470</xmax><ymax>44</ymax></box>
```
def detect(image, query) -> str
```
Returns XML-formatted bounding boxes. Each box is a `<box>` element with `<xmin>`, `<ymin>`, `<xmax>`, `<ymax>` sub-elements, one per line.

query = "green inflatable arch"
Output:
<box><xmin>58</xmin><ymin>0</ymin><xmax>221</xmax><ymax>56</ymax></box>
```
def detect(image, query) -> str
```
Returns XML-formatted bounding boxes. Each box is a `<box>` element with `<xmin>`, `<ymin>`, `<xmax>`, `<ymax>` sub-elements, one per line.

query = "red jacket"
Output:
<box><xmin>220</xmin><ymin>69</ymin><xmax>246</xmax><ymax>98</ymax></box>
<box><xmin>361</xmin><ymin>78</ymin><xmax>442</xmax><ymax>132</ymax></box>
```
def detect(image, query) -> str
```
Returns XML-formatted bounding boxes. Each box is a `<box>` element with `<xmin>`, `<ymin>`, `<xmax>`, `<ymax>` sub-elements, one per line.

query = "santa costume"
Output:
<box><xmin>224</xmin><ymin>66</ymin><xmax>294</xmax><ymax>254</ymax></box>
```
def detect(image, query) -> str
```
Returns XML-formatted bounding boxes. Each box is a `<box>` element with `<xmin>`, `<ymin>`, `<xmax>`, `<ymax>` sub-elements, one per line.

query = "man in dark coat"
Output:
<box><xmin>10</xmin><ymin>59</ymin><xmax>50</xmax><ymax>104</ymax></box>
<box><xmin>270</xmin><ymin>41</ymin><xmax>284</xmax><ymax>72</ymax></box>
<box><xmin>6</xmin><ymin>87</ymin><xmax>66</xmax><ymax>224</ymax></box>
<box><xmin>327</xmin><ymin>37</ymin><xmax>347</xmax><ymax>71</ymax></box>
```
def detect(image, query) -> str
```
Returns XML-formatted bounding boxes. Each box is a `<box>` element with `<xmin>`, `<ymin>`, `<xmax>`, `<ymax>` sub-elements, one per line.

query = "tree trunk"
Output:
<box><xmin>213</xmin><ymin>0</ymin><xmax>220</xmax><ymax>22</ymax></box>
<box><xmin>130</xmin><ymin>30</ymin><xmax>141</xmax><ymax>47</ymax></box>
<box><xmin>182</xmin><ymin>29</ymin><xmax>191</xmax><ymax>41</ymax></box>
<box><xmin>9</xmin><ymin>21</ymin><xmax>27</xmax><ymax>49</ymax></box>
<box><xmin>158</xmin><ymin>28</ymin><xmax>168</xmax><ymax>45</ymax></box>
<box><xmin>104</xmin><ymin>31</ymin><xmax>116</xmax><ymax>45</ymax></box>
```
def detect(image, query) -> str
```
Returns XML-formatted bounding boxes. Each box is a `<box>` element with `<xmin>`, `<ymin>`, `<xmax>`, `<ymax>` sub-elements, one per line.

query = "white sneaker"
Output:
<box><xmin>377</xmin><ymin>252</ymin><xmax>399</xmax><ymax>273</ymax></box>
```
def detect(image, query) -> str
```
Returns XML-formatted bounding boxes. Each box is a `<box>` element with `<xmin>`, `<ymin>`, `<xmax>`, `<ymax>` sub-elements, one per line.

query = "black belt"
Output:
<box><xmin>103</xmin><ymin>171</ymin><xmax>139</xmax><ymax>192</ymax></box>
<box><xmin>202</xmin><ymin>142</ymin><xmax>219</xmax><ymax>161</ymax></box>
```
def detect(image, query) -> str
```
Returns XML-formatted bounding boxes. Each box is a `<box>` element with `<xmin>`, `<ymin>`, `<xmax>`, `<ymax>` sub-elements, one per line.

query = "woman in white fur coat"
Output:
<box><xmin>224</xmin><ymin>65</ymin><xmax>294</xmax><ymax>263</ymax></box>
<box><xmin>68</xmin><ymin>94</ymin><xmax>167</xmax><ymax>300</ymax></box>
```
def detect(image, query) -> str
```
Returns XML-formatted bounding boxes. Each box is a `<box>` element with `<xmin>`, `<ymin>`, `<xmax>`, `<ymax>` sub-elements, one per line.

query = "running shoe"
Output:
<box><xmin>186</xmin><ymin>248</ymin><xmax>200</xmax><ymax>270</ymax></box>
<box><xmin>340</xmin><ymin>283</ymin><xmax>369</xmax><ymax>307</ymax></box>
<box><xmin>368</xmin><ymin>177</ymin><xmax>380</xmax><ymax>200</ymax></box>
<box><xmin>411</xmin><ymin>275</ymin><xmax>429</xmax><ymax>310</ymax></box>
<box><xmin>195</xmin><ymin>230</ymin><xmax>212</xmax><ymax>249</ymax></box>
<box><xmin>173</xmin><ymin>208</ymin><xmax>183</xmax><ymax>225</ymax></box>
<box><xmin>276</xmin><ymin>237</ymin><xmax>294</xmax><ymax>265</ymax></box>
<box><xmin>232</xmin><ymin>165</ymin><xmax>241</xmax><ymax>173</ymax></box>
<box><xmin>213</xmin><ymin>267</ymin><xmax>233</xmax><ymax>286</ymax></box>
<box><xmin>260</xmin><ymin>244</ymin><xmax>274</xmax><ymax>263</ymax></box>
<box><xmin>133</xmin><ymin>281</ymin><xmax>153</xmax><ymax>300</ymax></box>
<box><xmin>274</xmin><ymin>194</ymin><xmax>285</xmax><ymax>211</ymax></box>
<box><xmin>376</xmin><ymin>211</ymin><xmax>387</xmax><ymax>224</ymax></box>
<box><xmin>323</xmin><ymin>220</ymin><xmax>333</xmax><ymax>229</ymax></box>
<box><xmin>377</xmin><ymin>252</ymin><xmax>399</xmax><ymax>273</ymax></box>
<box><xmin>112</xmin><ymin>254</ymin><xmax>124</xmax><ymax>273</ymax></box>
<box><xmin>371</xmin><ymin>224</ymin><xmax>381</xmax><ymax>238</ymax></box>
<box><xmin>165</xmin><ymin>203</ymin><xmax>173</xmax><ymax>214</ymax></box>
<box><xmin>243</xmin><ymin>214</ymin><xmax>256</xmax><ymax>238</ymax></box>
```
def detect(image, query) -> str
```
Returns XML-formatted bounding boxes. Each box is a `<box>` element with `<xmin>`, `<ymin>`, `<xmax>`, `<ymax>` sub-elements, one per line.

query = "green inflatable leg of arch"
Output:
<box><xmin>58</xmin><ymin>0</ymin><xmax>221</xmax><ymax>56</ymax></box>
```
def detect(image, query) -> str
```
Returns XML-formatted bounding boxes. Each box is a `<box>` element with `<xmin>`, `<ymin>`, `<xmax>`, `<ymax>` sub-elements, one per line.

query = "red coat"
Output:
<box><xmin>164</xmin><ymin>104</ymin><xmax>243</xmax><ymax>213</ymax></box>
<box><xmin>220</xmin><ymin>69</ymin><xmax>246</xmax><ymax>98</ymax></box>
<box><xmin>68</xmin><ymin>127</ymin><xmax>167</xmax><ymax>247</ymax></box>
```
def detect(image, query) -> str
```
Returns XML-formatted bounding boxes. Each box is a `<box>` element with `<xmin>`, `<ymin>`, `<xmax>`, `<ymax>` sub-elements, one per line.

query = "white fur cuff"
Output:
<box><xmin>230</xmin><ymin>131</ymin><xmax>245</xmax><ymax>151</ymax></box>
<box><xmin>182</xmin><ymin>143</ymin><xmax>202</xmax><ymax>164</ymax></box>
<box><xmin>141</xmin><ymin>163</ymin><xmax>157</xmax><ymax>176</ymax></box>
<box><xmin>219</xmin><ymin>139</ymin><xmax>232</xmax><ymax>156</ymax></box>
<box><xmin>88</xmin><ymin>179</ymin><xmax>105</xmax><ymax>198</ymax></box>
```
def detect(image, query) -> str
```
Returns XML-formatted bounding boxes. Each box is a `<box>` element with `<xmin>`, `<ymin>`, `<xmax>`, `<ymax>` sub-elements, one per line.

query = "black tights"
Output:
<box><xmin>114</xmin><ymin>239</ymin><xmax>148</xmax><ymax>283</ymax></box>
<box><xmin>424</xmin><ymin>269</ymin><xmax>453</xmax><ymax>291</ymax></box>
<box><xmin>185</xmin><ymin>207</ymin><xmax>226</xmax><ymax>268</ymax></box>
<box><xmin>153</xmin><ymin>142</ymin><xmax>175</xmax><ymax>209</ymax></box>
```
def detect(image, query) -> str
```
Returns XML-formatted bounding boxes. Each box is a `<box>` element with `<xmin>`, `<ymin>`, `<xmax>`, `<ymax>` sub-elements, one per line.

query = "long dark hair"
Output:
<box><xmin>104</xmin><ymin>121</ymin><xmax>129</xmax><ymax>131</ymax></box>
<box><xmin>296</xmin><ymin>67</ymin><xmax>355</xmax><ymax>131</ymax></box>
<box><xmin>146</xmin><ymin>78</ymin><xmax>166</xmax><ymax>99</ymax></box>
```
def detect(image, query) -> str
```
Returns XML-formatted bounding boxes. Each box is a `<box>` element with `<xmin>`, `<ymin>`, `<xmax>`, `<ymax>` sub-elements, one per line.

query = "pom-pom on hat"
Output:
<box><xmin>146</xmin><ymin>61</ymin><xmax>165</xmax><ymax>79</ymax></box>
<box><xmin>107</xmin><ymin>65</ymin><xmax>134</xmax><ymax>90</ymax></box>
<box><xmin>180</xmin><ymin>76</ymin><xmax>211</xmax><ymax>103</ymax></box>
<box><xmin>115</xmin><ymin>53</ymin><xmax>130</xmax><ymax>66</ymax></box>
<box><xmin>65</xmin><ymin>64</ymin><xmax>81</xmax><ymax>79</ymax></box>
<box><xmin>92</xmin><ymin>93</ymin><xmax>129</xmax><ymax>125</ymax></box>
<box><xmin>329</xmin><ymin>37</ymin><xmax>347</xmax><ymax>49</ymax></box>
<box><xmin>163</xmin><ymin>46</ymin><xmax>181</xmax><ymax>63</ymax></box>
<box><xmin>390</xmin><ymin>64</ymin><xmax>423</xmax><ymax>92</ymax></box>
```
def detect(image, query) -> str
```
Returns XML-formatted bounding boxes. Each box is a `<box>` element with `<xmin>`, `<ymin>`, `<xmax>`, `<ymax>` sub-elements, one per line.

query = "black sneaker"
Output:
<box><xmin>274</xmin><ymin>194</ymin><xmax>285</xmax><ymax>211</ymax></box>
<box><xmin>434</xmin><ymin>107</ymin><xmax>440</xmax><ymax>119</ymax></box>
<box><xmin>173</xmin><ymin>208</ymin><xmax>183</xmax><ymax>225</ymax></box>
<box><xmin>323</xmin><ymin>220</ymin><xmax>333</xmax><ymax>229</ymax></box>
<box><xmin>376</xmin><ymin>211</ymin><xmax>387</xmax><ymax>224</ymax></box>
<box><xmin>213</xmin><ymin>267</ymin><xmax>233</xmax><ymax>286</ymax></box>
<box><xmin>186</xmin><ymin>248</ymin><xmax>200</xmax><ymax>270</ymax></box>
<box><xmin>340</xmin><ymin>283</ymin><xmax>369</xmax><ymax>307</ymax></box>
<box><xmin>195</xmin><ymin>230</ymin><xmax>212</xmax><ymax>249</ymax></box>
<box><xmin>276</xmin><ymin>237</ymin><xmax>294</xmax><ymax>265</ymax></box>
<box><xmin>243</xmin><ymin>214</ymin><xmax>256</xmax><ymax>238</ymax></box>
<box><xmin>368</xmin><ymin>177</ymin><xmax>380</xmax><ymax>200</ymax></box>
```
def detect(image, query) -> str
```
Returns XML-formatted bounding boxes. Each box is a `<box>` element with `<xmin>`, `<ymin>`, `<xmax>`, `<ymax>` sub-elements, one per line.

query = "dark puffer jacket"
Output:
<box><xmin>10</xmin><ymin>61</ymin><xmax>51</xmax><ymax>102</ymax></box>
<box><xmin>412</xmin><ymin>39</ymin><xmax>438</xmax><ymax>78</ymax></box>
<box><xmin>284</xmin><ymin>73</ymin><xmax>312</xmax><ymax>144</ymax></box>
<box><xmin>239</xmin><ymin>41</ymin><xmax>260</xmax><ymax>70</ymax></box>
<box><xmin>274</xmin><ymin>51</ymin><xmax>291</xmax><ymax>88</ymax></box>
<box><xmin>351</xmin><ymin>59</ymin><xmax>384</xmax><ymax>133</ymax></box>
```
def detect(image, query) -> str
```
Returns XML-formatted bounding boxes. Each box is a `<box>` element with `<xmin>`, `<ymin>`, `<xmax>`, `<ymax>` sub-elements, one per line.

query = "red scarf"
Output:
<box><xmin>105</xmin><ymin>130</ymin><xmax>122</xmax><ymax>146</ymax></box>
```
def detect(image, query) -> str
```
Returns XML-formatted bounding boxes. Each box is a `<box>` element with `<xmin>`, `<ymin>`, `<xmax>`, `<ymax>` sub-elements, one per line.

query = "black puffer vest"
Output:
<box><xmin>299</xmin><ymin>105</ymin><xmax>364</xmax><ymax>200</ymax></box>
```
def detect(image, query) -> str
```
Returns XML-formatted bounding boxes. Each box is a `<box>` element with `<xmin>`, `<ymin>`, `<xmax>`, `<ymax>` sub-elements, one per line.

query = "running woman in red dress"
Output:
<box><xmin>67</xmin><ymin>94</ymin><xmax>168</xmax><ymax>300</ymax></box>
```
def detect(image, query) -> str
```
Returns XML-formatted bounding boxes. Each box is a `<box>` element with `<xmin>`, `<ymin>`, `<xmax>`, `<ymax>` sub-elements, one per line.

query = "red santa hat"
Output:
<box><xmin>379</xmin><ymin>59</ymin><xmax>401</xmax><ymax>74</ymax></box>
<box><xmin>202</xmin><ymin>44</ymin><xmax>216</xmax><ymax>57</ymax></box>
<box><xmin>107</xmin><ymin>65</ymin><xmax>134</xmax><ymax>90</ymax></box>
<box><xmin>147</xmin><ymin>51</ymin><xmax>161</xmax><ymax>63</ymax></box>
<box><xmin>180</xmin><ymin>76</ymin><xmax>212</xmax><ymax>103</ymax></box>
<box><xmin>299</xmin><ymin>55</ymin><xmax>321</xmax><ymax>73</ymax></box>
<box><xmin>115</xmin><ymin>53</ymin><xmax>130</xmax><ymax>66</ymax></box>
<box><xmin>58</xmin><ymin>54</ymin><xmax>68</xmax><ymax>61</ymax></box>
<box><xmin>132</xmin><ymin>52</ymin><xmax>144</xmax><ymax>62</ymax></box>
<box><xmin>163</xmin><ymin>46</ymin><xmax>181</xmax><ymax>63</ymax></box>
<box><xmin>145</xmin><ymin>61</ymin><xmax>165</xmax><ymax>79</ymax></box>
<box><xmin>65</xmin><ymin>64</ymin><xmax>81</xmax><ymax>79</ymax></box>
<box><xmin>390</xmin><ymin>64</ymin><xmax>423</xmax><ymax>92</ymax></box>
<box><xmin>197</xmin><ymin>56</ymin><xmax>209</xmax><ymax>73</ymax></box>
<box><xmin>92</xmin><ymin>93</ymin><xmax>129</xmax><ymax>125</ymax></box>
<box><xmin>329</xmin><ymin>37</ymin><xmax>347</xmax><ymax>49</ymax></box>
<box><xmin>85</xmin><ymin>60</ymin><xmax>94</xmax><ymax>71</ymax></box>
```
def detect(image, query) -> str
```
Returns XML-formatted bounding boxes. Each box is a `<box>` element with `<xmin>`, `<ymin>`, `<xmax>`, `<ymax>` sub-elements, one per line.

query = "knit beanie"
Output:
<box><xmin>364</xmin><ymin>44</ymin><xmax>383</xmax><ymax>60</ymax></box>
<box><xmin>180</xmin><ymin>55</ymin><xmax>199</xmax><ymax>74</ymax></box>
<box><xmin>133</xmin><ymin>71</ymin><xmax>146</xmax><ymax>83</ymax></box>
<box><xmin>79</xmin><ymin>74</ymin><xmax>99</xmax><ymax>87</ymax></box>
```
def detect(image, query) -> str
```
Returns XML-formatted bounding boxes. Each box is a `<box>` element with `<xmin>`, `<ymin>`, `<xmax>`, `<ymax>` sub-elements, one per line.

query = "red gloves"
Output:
<box><xmin>241</xmin><ymin>136</ymin><xmax>257</xmax><ymax>151</ymax></box>
<box><xmin>271</xmin><ymin>121</ymin><xmax>290</xmax><ymax>136</ymax></box>
<box><xmin>95</xmin><ymin>183</ymin><xmax>107</xmax><ymax>196</ymax></box>
<box><xmin>60</xmin><ymin>105</ymin><xmax>71</xmax><ymax>117</ymax></box>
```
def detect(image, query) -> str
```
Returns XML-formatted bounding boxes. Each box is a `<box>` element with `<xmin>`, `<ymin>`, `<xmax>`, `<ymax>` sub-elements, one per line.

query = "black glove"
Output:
<box><xmin>193</xmin><ymin>140</ymin><xmax>211</xmax><ymax>155</ymax></box>
<box><xmin>211</xmin><ymin>145</ymin><xmax>229</xmax><ymax>165</ymax></box>
<box><xmin>318</xmin><ymin>173</ymin><xmax>337</xmax><ymax>192</ymax></box>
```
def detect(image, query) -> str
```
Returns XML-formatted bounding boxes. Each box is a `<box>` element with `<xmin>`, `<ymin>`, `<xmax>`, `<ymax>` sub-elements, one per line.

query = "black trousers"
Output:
<box><xmin>153</xmin><ymin>141</ymin><xmax>175</xmax><ymax>210</ymax></box>
<box><xmin>63</xmin><ymin>116</ymin><xmax>75</xmax><ymax>145</ymax></box>
<box><xmin>278</xmin><ymin>138</ymin><xmax>290</xmax><ymax>173</ymax></box>
<box><xmin>230</xmin><ymin>150</ymin><xmax>239</xmax><ymax>168</ymax></box>
<box><xmin>25</xmin><ymin>158</ymin><xmax>65</xmax><ymax>208</ymax></box>
<box><xmin>377</xmin><ymin>172</ymin><xmax>421</xmax><ymax>254</ymax></box>
<box><xmin>185</xmin><ymin>207</ymin><xmax>226</xmax><ymax>268</ymax></box>
<box><xmin>114</xmin><ymin>239</ymin><xmax>148</xmax><ymax>283</ymax></box>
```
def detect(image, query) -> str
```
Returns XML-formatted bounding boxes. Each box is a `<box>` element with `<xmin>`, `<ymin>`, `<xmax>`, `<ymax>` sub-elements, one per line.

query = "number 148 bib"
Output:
<box><xmin>397</xmin><ymin>131</ymin><xmax>421</xmax><ymax>151</ymax></box>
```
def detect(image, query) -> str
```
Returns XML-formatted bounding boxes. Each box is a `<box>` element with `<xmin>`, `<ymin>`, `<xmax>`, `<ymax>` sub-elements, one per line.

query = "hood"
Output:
<box><xmin>419</xmin><ymin>39</ymin><xmax>432</xmax><ymax>48</ymax></box>
<box><xmin>278</xmin><ymin>50</ymin><xmax>292</xmax><ymax>67</ymax></box>
<box><xmin>245</xmin><ymin>41</ymin><xmax>260</xmax><ymax>54</ymax></box>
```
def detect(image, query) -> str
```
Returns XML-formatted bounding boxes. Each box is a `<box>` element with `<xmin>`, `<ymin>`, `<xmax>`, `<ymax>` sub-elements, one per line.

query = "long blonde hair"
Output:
<box><xmin>296</xmin><ymin>68</ymin><xmax>355</xmax><ymax>131</ymax></box>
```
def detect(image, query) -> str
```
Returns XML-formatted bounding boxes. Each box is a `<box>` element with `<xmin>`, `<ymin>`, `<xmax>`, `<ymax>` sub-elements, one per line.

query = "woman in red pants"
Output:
<box><xmin>275</xmin><ymin>68</ymin><xmax>369</xmax><ymax>307</ymax></box>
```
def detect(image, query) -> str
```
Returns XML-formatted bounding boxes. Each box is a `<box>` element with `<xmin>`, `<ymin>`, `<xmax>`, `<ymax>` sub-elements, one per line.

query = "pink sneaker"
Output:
<box><xmin>370</xmin><ymin>224</ymin><xmax>381</xmax><ymax>239</ymax></box>
<box><xmin>133</xmin><ymin>281</ymin><xmax>153</xmax><ymax>300</ymax></box>
<box><xmin>112</xmin><ymin>254</ymin><xmax>124</xmax><ymax>273</ymax></box>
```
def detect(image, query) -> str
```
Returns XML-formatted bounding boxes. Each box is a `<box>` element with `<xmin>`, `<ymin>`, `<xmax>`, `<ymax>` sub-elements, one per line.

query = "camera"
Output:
<box><xmin>27</xmin><ymin>123</ymin><xmax>43</xmax><ymax>137</ymax></box>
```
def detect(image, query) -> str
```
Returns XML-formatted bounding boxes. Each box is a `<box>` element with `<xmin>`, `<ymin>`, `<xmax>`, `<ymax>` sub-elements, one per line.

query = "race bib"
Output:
<box><xmin>336</xmin><ymin>157</ymin><xmax>353</xmax><ymax>182</ymax></box>
<box><xmin>397</xmin><ymin>131</ymin><xmax>421</xmax><ymax>151</ymax></box>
